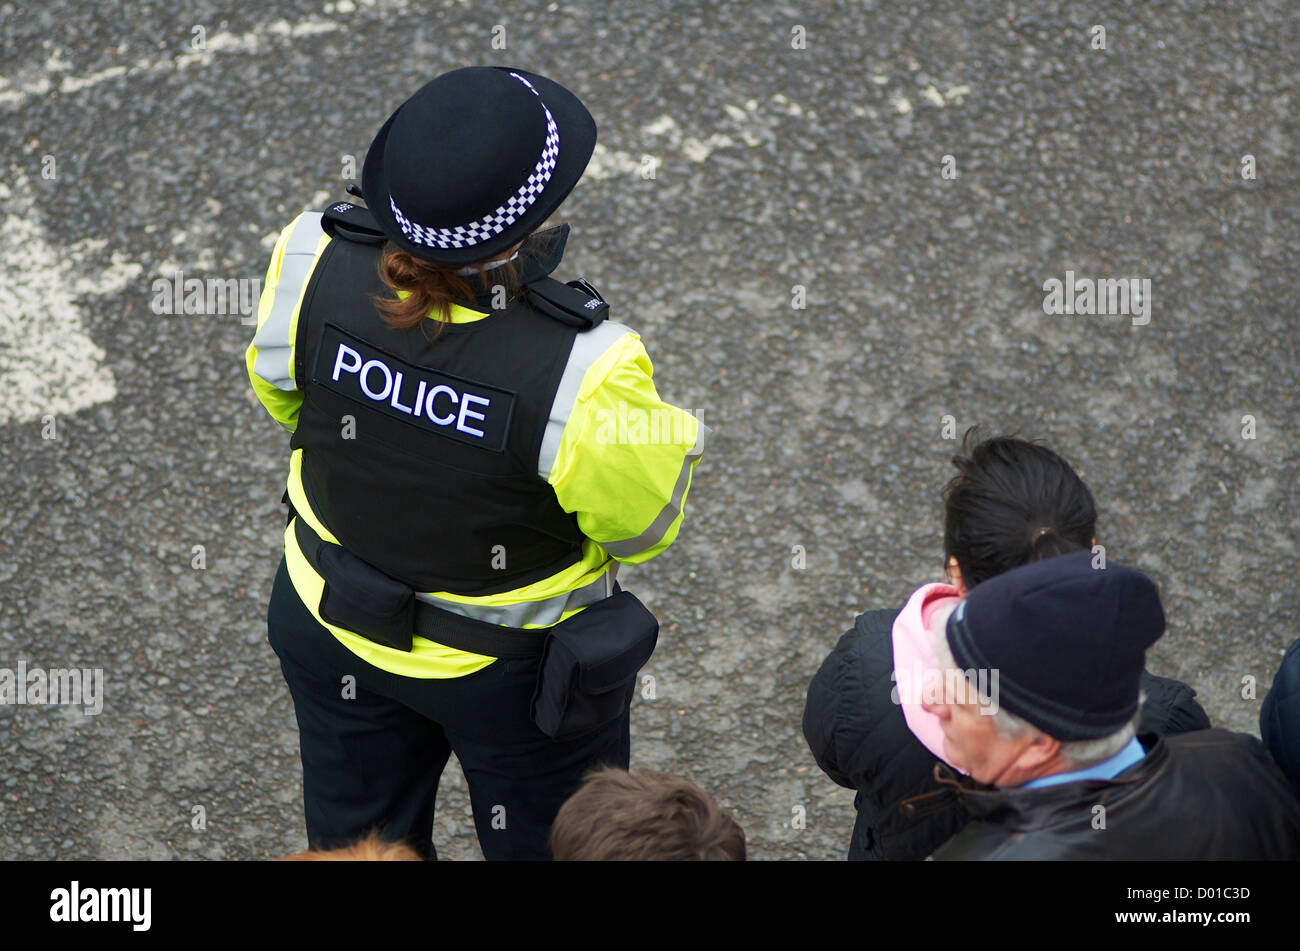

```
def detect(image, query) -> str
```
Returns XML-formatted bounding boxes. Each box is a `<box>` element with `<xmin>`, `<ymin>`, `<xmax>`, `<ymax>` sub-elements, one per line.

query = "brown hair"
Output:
<box><xmin>371</xmin><ymin>241</ymin><xmax>527</xmax><ymax>335</ymax></box>
<box><xmin>550</xmin><ymin>766</ymin><xmax>746</xmax><ymax>861</ymax></box>
<box><xmin>279</xmin><ymin>830</ymin><xmax>423</xmax><ymax>861</ymax></box>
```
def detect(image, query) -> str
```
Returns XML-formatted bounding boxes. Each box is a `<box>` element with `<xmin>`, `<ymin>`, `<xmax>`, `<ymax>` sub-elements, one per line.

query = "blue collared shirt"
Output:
<box><xmin>1020</xmin><ymin>738</ymin><xmax>1146</xmax><ymax>789</ymax></box>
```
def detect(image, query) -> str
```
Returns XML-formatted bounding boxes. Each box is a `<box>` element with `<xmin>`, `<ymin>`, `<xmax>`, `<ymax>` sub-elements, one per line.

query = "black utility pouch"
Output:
<box><xmin>530</xmin><ymin>589</ymin><xmax>659</xmax><ymax>741</ymax></box>
<box><xmin>316</xmin><ymin>544</ymin><xmax>416</xmax><ymax>652</ymax></box>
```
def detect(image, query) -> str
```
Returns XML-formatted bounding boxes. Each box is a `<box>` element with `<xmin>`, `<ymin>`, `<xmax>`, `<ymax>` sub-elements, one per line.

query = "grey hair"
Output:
<box><xmin>931</xmin><ymin>621</ymin><xmax>1142</xmax><ymax>769</ymax></box>
<box><xmin>988</xmin><ymin>699</ymin><xmax>1142</xmax><ymax>769</ymax></box>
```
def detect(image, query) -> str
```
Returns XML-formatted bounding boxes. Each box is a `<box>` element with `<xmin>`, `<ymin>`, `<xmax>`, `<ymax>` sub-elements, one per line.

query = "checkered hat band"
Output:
<box><xmin>389</xmin><ymin>73</ymin><xmax>560</xmax><ymax>251</ymax></box>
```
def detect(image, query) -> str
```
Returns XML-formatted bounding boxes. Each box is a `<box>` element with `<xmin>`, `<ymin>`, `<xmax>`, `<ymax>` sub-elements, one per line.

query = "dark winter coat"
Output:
<box><xmin>931</xmin><ymin>729</ymin><xmax>1300</xmax><ymax>860</ymax></box>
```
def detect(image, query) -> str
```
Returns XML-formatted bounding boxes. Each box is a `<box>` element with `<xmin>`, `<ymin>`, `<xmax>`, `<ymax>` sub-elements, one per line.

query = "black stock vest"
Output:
<box><xmin>290</xmin><ymin>209</ymin><xmax>601</xmax><ymax>595</ymax></box>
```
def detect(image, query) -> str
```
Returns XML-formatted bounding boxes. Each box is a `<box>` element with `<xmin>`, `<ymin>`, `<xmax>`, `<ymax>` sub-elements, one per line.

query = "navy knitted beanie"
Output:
<box><xmin>944</xmin><ymin>550</ymin><xmax>1165</xmax><ymax>740</ymax></box>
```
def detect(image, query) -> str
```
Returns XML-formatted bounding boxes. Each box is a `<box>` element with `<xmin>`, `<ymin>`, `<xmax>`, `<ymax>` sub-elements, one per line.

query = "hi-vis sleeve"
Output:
<box><xmin>244</xmin><ymin>213</ymin><xmax>329</xmax><ymax>431</ymax></box>
<box><xmin>538</xmin><ymin>323</ymin><xmax>711</xmax><ymax>565</ymax></box>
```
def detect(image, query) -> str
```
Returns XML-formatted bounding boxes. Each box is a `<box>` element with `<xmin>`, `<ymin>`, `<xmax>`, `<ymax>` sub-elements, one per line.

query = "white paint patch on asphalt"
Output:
<box><xmin>0</xmin><ymin>16</ymin><xmax>346</xmax><ymax>107</ymax></box>
<box><xmin>871</xmin><ymin>76</ymin><xmax>972</xmax><ymax>110</ymax></box>
<box><xmin>920</xmin><ymin>84</ymin><xmax>974</xmax><ymax>107</ymax></box>
<box><xmin>921</xmin><ymin>85</ymin><xmax>946</xmax><ymax>107</ymax></box>
<box><xmin>0</xmin><ymin>177</ymin><xmax>141</xmax><ymax>425</ymax></box>
<box><xmin>587</xmin><ymin>97</ymin><xmax>812</xmax><ymax>179</ymax></box>
<box><xmin>59</xmin><ymin>65</ymin><xmax>129</xmax><ymax>93</ymax></box>
<box><xmin>585</xmin><ymin>143</ymin><xmax>645</xmax><ymax>180</ymax></box>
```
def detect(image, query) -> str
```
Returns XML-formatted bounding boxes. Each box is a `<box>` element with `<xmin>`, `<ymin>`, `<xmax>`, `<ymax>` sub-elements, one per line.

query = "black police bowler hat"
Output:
<box><xmin>362</xmin><ymin>66</ymin><xmax>597</xmax><ymax>266</ymax></box>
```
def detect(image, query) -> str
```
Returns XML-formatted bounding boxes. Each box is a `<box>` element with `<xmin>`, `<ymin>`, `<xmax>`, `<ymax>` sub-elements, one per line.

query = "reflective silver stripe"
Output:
<box><xmin>414</xmin><ymin>569</ymin><xmax>614</xmax><ymax>628</ymax></box>
<box><xmin>600</xmin><ymin>420</ymin><xmax>711</xmax><ymax>559</ymax></box>
<box><xmin>251</xmin><ymin>213</ymin><xmax>324</xmax><ymax>391</ymax></box>
<box><xmin>537</xmin><ymin>320</ymin><xmax>635</xmax><ymax>480</ymax></box>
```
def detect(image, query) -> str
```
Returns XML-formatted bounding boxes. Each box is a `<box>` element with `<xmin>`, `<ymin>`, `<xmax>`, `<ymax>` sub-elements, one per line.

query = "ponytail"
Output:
<box><xmin>371</xmin><ymin>242</ymin><xmax>526</xmax><ymax>336</ymax></box>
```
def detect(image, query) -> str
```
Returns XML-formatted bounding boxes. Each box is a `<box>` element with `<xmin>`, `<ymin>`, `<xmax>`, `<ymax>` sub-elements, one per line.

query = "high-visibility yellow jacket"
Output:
<box><xmin>246</xmin><ymin>212</ymin><xmax>709</xmax><ymax>678</ymax></box>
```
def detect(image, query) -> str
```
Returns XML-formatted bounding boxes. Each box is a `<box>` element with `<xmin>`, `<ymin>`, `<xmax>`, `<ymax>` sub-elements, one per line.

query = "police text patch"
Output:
<box><xmin>313</xmin><ymin>324</ymin><xmax>515</xmax><ymax>452</ymax></box>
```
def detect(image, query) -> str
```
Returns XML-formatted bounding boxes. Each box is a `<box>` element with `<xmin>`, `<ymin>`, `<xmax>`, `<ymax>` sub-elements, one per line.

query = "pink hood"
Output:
<box><xmin>891</xmin><ymin>582</ymin><xmax>967</xmax><ymax>773</ymax></box>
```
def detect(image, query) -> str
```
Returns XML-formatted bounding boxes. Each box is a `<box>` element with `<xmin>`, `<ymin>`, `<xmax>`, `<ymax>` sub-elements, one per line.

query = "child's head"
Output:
<box><xmin>551</xmin><ymin>767</ymin><xmax>746</xmax><ymax>861</ymax></box>
<box><xmin>942</xmin><ymin>429</ymin><xmax>1098</xmax><ymax>593</ymax></box>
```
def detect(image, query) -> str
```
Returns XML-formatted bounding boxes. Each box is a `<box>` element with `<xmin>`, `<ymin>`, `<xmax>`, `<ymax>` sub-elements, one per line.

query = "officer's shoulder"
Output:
<box><xmin>524</xmin><ymin>277</ymin><xmax>611</xmax><ymax>331</ymax></box>
<box><xmin>271</xmin><ymin>209</ymin><xmax>321</xmax><ymax>243</ymax></box>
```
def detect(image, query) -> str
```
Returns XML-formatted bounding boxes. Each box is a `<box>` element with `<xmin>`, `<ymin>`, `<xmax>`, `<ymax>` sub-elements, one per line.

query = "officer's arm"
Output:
<box><xmin>541</xmin><ymin>329</ymin><xmax>710</xmax><ymax>564</ymax></box>
<box><xmin>244</xmin><ymin>212</ymin><xmax>327</xmax><ymax>432</ymax></box>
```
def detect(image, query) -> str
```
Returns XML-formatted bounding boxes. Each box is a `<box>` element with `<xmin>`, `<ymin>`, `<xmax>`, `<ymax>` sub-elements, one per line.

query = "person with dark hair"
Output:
<box><xmin>801</xmin><ymin>429</ymin><xmax>1211</xmax><ymax>860</ymax></box>
<box><xmin>550</xmin><ymin>767</ymin><xmax>746</xmax><ymax>861</ymax></box>
<box><xmin>245</xmin><ymin>67</ymin><xmax>709</xmax><ymax>860</ymax></box>
<box><xmin>940</xmin><ymin>433</ymin><xmax>1100</xmax><ymax>591</ymax></box>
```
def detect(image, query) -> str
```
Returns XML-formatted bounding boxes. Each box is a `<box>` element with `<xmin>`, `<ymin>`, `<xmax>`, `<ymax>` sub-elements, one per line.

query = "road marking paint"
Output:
<box><xmin>0</xmin><ymin>177</ymin><xmax>140</xmax><ymax>425</ymax></box>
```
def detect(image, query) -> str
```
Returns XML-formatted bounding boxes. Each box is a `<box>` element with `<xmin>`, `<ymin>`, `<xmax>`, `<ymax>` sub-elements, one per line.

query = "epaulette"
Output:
<box><xmin>321</xmin><ymin>201</ymin><xmax>386</xmax><ymax>245</ymax></box>
<box><xmin>524</xmin><ymin>276</ymin><xmax>610</xmax><ymax>331</ymax></box>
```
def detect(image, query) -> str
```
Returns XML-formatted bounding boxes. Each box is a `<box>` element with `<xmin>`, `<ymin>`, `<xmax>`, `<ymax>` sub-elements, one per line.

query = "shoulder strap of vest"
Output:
<box><xmin>321</xmin><ymin>200</ymin><xmax>387</xmax><ymax>245</ymax></box>
<box><xmin>524</xmin><ymin>276</ymin><xmax>610</xmax><ymax>331</ymax></box>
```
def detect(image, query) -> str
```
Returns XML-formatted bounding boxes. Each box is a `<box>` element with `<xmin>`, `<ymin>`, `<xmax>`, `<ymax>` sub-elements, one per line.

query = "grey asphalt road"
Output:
<box><xmin>0</xmin><ymin>0</ymin><xmax>1296</xmax><ymax>861</ymax></box>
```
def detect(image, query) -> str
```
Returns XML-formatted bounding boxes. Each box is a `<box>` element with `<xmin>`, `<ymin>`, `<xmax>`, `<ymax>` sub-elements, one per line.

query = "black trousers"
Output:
<box><xmin>266</xmin><ymin>557</ymin><xmax>632</xmax><ymax>860</ymax></box>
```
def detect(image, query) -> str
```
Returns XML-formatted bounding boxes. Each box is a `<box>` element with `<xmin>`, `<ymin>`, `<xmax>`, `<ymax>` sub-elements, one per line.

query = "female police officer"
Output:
<box><xmin>245</xmin><ymin>67</ymin><xmax>709</xmax><ymax>860</ymax></box>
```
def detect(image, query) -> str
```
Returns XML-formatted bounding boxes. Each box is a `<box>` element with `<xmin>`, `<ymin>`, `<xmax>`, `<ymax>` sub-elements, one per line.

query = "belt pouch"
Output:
<box><xmin>530</xmin><ymin>588</ymin><xmax>658</xmax><ymax>741</ymax></box>
<box><xmin>316</xmin><ymin>543</ymin><xmax>416</xmax><ymax>652</ymax></box>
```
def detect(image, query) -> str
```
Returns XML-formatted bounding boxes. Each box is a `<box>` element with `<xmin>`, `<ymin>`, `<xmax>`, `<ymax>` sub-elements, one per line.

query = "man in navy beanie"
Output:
<box><xmin>923</xmin><ymin>551</ymin><xmax>1300</xmax><ymax>859</ymax></box>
